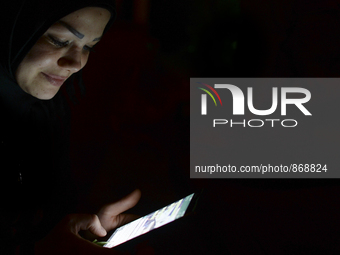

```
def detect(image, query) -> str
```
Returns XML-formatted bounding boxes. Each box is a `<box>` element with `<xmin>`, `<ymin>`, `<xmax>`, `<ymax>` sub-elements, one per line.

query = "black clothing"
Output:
<box><xmin>0</xmin><ymin>0</ymin><xmax>116</xmax><ymax>254</ymax></box>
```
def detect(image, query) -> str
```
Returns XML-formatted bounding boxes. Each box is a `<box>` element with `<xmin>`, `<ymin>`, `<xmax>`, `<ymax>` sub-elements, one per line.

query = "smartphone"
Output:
<box><xmin>102</xmin><ymin>192</ymin><xmax>200</xmax><ymax>248</ymax></box>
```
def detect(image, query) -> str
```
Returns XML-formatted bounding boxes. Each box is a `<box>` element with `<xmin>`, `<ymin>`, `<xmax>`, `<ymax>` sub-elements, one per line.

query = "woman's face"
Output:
<box><xmin>15</xmin><ymin>7</ymin><xmax>111</xmax><ymax>99</ymax></box>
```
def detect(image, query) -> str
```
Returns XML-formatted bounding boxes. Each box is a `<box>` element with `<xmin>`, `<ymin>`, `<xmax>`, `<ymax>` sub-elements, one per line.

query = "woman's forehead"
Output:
<box><xmin>48</xmin><ymin>8</ymin><xmax>111</xmax><ymax>38</ymax></box>
<box><xmin>59</xmin><ymin>7</ymin><xmax>111</xmax><ymax>26</ymax></box>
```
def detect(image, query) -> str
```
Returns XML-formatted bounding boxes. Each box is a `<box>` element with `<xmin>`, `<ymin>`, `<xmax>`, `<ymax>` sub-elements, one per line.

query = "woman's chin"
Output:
<box><xmin>26</xmin><ymin>85</ymin><xmax>60</xmax><ymax>100</ymax></box>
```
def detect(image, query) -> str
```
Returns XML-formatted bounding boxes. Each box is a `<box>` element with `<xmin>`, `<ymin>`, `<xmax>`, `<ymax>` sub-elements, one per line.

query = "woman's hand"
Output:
<box><xmin>34</xmin><ymin>214</ymin><xmax>125</xmax><ymax>255</ymax></box>
<box><xmin>35</xmin><ymin>189</ymin><xmax>152</xmax><ymax>255</ymax></box>
<box><xmin>97</xmin><ymin>189</ymin><xmax>141</xmax><ymax>232</ymax></box>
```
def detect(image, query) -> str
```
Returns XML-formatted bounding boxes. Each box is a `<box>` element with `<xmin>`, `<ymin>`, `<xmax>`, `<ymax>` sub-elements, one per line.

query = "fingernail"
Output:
<box><xmin>100</xmin><ymin>226</ymin><xmax>107</xmax><ymax>236</ymax></box>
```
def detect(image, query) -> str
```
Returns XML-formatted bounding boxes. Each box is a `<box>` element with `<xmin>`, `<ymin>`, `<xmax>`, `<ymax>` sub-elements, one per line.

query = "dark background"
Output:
<box><xmin>67</xmin><ymin>0</ymin><xmax>340</xmax><ymax>254</ymax></box>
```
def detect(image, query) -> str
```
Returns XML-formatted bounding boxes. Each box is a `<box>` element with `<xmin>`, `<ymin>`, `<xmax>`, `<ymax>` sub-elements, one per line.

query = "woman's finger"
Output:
<box><xmin>65</xmin><ymin>214</ymin><xmax>107</xmax><ymax>237</ymax></box>
<box><xmin>98</xmin><ymin>189</ymin><xmax>141</xmax><ymax>218</ymax></box>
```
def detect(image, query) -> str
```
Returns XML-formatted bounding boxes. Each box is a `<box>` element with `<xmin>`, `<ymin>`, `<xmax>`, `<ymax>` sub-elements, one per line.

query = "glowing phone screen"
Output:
<box><xmin>104</xmin><ymin>193</ymin><xmax>194</xmax><ymax>248</ymax></box>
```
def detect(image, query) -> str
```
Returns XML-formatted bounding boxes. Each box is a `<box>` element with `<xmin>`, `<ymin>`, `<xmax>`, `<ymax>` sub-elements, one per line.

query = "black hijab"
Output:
<box><xmin>0</xmin><ymin>0</ymin><xmax>116</xmax><ymax>251</ymax></box>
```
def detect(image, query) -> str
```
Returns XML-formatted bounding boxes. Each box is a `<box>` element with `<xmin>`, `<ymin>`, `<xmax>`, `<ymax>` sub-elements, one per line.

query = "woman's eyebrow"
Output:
<box><xmin>57</xmin><ymin>21</ymin><xmax>101</xmax><ymax>41</ymax></box>
<box><xmin>58</xmin><ymin>21</ymin><xmax>84</xmax><ymax>39</ymax></box>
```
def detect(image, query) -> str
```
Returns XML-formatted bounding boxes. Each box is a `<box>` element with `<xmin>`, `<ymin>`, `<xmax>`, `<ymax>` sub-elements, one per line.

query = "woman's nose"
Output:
<box><xmin>57</xmin><ymin>47</ymin><xmax>83</xmax><ymax>73</ymax></box>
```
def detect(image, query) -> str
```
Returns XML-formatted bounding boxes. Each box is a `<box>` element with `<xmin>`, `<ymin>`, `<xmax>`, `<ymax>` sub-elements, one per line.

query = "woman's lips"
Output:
<box><xmin>42</xmin><ymin>73</ymin><xmax>68</xmax><ymax>87</ymax></box>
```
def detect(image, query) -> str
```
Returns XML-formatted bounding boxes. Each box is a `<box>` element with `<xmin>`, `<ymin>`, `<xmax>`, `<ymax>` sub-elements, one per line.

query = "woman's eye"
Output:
<box><xmin>47</xmin><ymin>34</ymin><xmax>95</xmax><ymax>52</ymax></box>
<box><xmin>48</xmin><ymin>35</ymin><xmax>69</xmax><ymax>47</ymax></box>
<box><xmin>83</xmin><ymin>45</ymin><xmax>95</xmax><ymax>53</ymax></box>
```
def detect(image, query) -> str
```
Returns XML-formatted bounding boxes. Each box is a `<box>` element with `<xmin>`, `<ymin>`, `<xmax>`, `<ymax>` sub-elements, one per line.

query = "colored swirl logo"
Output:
<box><xmin>197</xmin><ymin>82</ymin><xmax>222</xmax><ymax>115</ymax></box>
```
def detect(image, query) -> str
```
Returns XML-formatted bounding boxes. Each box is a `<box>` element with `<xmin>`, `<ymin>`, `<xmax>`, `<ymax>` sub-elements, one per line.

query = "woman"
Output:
<box><xmin>0</xmin><ymin>0</ymin><xmax>141</xmax><ymax>254</ymax></box>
